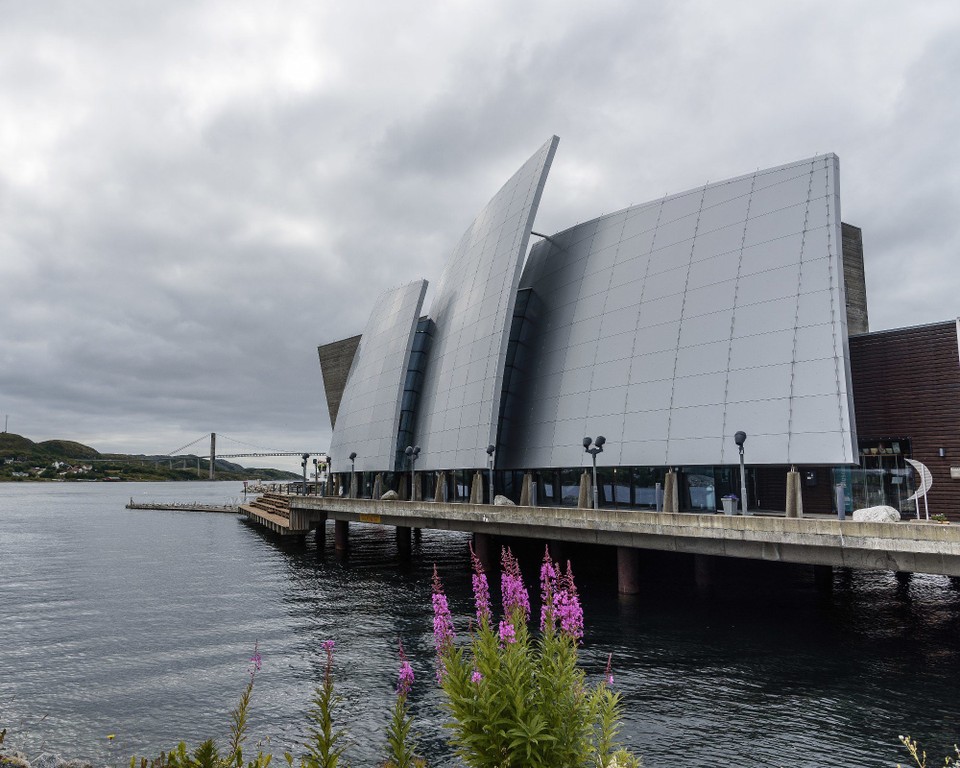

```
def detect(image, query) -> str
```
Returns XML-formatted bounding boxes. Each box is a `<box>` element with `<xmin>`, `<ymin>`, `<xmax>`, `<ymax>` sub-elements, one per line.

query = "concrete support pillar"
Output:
<box><xmin>814</xmin><ymin>565</ymin><xmax>833</xmax><ymax>593</ymax></box>
<box><xmin>950</xmin><ymin>576</ymin><xmax>960</xmax><ymax>591</ymax></box>
<box><xmin>372</xmin><ymin>473</ymin><xmax>383</xmax><ymax>500</ymax></box>
<box><xmin>693</xmin><ymin>554</ymin><xmax>715</xmax><ymax>596</ymax></box>
<box><xmin>434</xmin><ymin>471</ymin><xmax>447</xmax><ymax>503</ymax></box>
<box><xmin>314</xmin><ymin>521</ymin><xmax>326</xmax><ymax>547</ymax></box>
<box><xmin>398</xmin><ymin>474</ymin><xmax>407</xmax><ymax>501</ymax></box>
<box><xmin>470</xmin><ymin>471</ymin><xmax>483</xmax><ymax>504</ymax></box>
<box><xmin>412</xmin><ymin>472</ymin><xmax>422</xmax><ymax>502</ymax></box>
<box><xmin>396</xmin><ymin>525</ymin><xmax>412</xmax><ymax>555</ymax></box>
<box><xmin>519</xmin><ymin>473</ymin><xmax>533</xmax><ymax>506</ymax></box>
<box><xmin>334</xmin><ymin>520</ymin><xmax>349</xmax><ymax>552</ymax></box>
<box><xmin>473</xmin><ymin>532</ymin><xmax>494</xmax><ymax>572</ymax></box>
<box><xmin>786</xmin><ymin>468</ymin><xmax>803</xmax><ymax>518</ymax></box>
<box><xmin>617</xmin><ymin>547</ymin><xmax>641</xmax><ymax>595</ymax></box>
<box><xmin>895</xmin><ymin>571</ymin><xmax>912</xmax><ymax>589</ymax></box>
<box><xmin>349</xmin><ymin>472</ymin><xmax>358</xmax><ymax>499</ymax></box>
<box><xmin>663</xmin><ymin>470</ymin><xmax>678</xmax><ymax>514</ymax></box>
<box><xmin>578</xmin><ymin>470</ymin><xmax>591</xmax><ymax>509</ymax></box>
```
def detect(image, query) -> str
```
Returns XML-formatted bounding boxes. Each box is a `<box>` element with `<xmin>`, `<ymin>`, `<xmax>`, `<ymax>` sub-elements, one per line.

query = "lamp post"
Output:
<box><xmin>583</xmin><ymin>436</ymin><xmax>606</xmax><ymax>510</ymax></box>
<box><xmin>312</xmin><ymin>458</ymin><xmax>318</xmax><ymax>495</ymax></box>
<box><xmin>734</xmin><ymin>431</ymin><xmax>748</xmax><ymax>514</ymax></box>
<box><xmin>404</xmin><ymin>445</ymin><xmax>420</xmax><ymax>501</ymax></box>
<box><xmin>349</xmin><ymin>452</ymin><xmax>357</xmax><ymax>498</ymax></box>
<box><xmin>301</xmin><ymin>453</ymin><xmax>309</xmax><ymax>495</ymax></box>
<box><xmin>486</xmin><ymin>444</ymin><xmax>495</xmax><ymax>504</ymax></box>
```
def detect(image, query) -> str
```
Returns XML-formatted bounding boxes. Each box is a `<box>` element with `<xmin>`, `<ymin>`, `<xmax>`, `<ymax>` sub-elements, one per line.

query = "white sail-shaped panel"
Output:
<box><xmin>414</xmin><ymin>136</ymin><xmax>559</xmax><ymax>471</ymax></box>
<box><xmin>500</xmin><ymin>154</ymin><xmax>857</xmax><ymax>469</ymax></box>
<box><xmin>329</xmin><ymin>280</ymin><xmax>427</xmax><ymax>473</ymax></box>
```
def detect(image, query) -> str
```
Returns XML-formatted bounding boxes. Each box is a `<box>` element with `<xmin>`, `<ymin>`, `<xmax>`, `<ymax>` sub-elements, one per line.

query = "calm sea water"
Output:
<box><xmin>1</xmin><ymin>482</ymin><xmax>958</xmax><ymax>767</ymax></box>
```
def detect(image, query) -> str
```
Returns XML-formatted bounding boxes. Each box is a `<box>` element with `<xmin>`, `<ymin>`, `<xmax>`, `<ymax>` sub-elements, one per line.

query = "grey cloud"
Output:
<box><xmin>1</xmin><ymin>0</ymin><xmax>958</xmax><ymax>470</ymax></box>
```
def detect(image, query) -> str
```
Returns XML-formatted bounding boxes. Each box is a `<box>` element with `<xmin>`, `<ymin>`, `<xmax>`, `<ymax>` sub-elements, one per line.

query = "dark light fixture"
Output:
<box><xmin>583</xmin><ymin>436</ymin><xmax>606</xmax><ymax>510</ymax></box>
<box><xmin>734</xmin><ymin>432</ymin><xmax>748</xmax><ymax>513</ymax></box>
<box><xmin>486</xmin><ymin>444</ymin><xmax>496</xmax><ymax>503</ymax></box>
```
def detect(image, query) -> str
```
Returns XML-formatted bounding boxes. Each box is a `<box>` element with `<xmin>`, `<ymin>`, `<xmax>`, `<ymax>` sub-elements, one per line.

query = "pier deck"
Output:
<box><xmin>276</xmin><ymin>495</ymin><xmax>960</xmax><ymax>577</ymax></box>
<box><xmin>126</xmin><ymin>501</ymin><xmax>238</xmax><ymax>513</ymax></box>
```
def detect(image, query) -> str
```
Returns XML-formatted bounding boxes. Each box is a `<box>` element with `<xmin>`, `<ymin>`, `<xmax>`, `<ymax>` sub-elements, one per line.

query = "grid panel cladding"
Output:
<box><xmin>414</xmin><ymin>136</ymin><xmax>559</xmax><ymax>472</ymax></box>
<box><xmin>501</xmin><ymin>154</ymin><xmax>856</xmax><ymax>470</ymax></box>
<box><xmin>328</xmin><ymin>280</ymin><xmax>428</xmax><ymax>473</ymax></box>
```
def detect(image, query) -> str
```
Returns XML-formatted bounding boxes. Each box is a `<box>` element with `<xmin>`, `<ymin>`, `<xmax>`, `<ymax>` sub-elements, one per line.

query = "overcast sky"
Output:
<box><xmin>1</xmin><ymin>0</ymin><xmax>958</xmax><ymax>471</ymax></box>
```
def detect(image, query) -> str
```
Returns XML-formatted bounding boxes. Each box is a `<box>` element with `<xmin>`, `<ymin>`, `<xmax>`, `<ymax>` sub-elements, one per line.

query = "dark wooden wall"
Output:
<box><xmin>848</xmin><ymin>320</ymin><xmax>960</xmax><ymax>518</ymax></box>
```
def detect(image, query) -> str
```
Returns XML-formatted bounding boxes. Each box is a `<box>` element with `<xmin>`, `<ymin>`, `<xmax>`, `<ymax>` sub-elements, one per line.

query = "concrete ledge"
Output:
<box><xmin>287</xmin><ymin>497</ymin><xmax>960</xmax><ymax>576</ymax></box>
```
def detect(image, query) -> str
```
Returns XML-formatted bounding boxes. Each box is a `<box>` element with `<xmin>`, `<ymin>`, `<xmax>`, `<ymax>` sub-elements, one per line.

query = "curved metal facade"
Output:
<box><xmin>414</xmin><ymin>136</ymin><xmax>559</xmax><ymax>471</ymax></box>
<box><xmin>500</xmin><ymin>155</ymin><xmax>856</xmax><ymax>469</ymax></box>
<box><xmin>328</xmin><ymin>279</ymin><xmax>427</xmax><ymax>473</ymax></box>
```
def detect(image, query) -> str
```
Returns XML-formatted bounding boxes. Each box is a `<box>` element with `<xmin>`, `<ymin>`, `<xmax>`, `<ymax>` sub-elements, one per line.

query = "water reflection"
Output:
<box><xmin>1</xmin><ymin>484</ymin><xmax>959</xmax><ymax>768</ymax></box>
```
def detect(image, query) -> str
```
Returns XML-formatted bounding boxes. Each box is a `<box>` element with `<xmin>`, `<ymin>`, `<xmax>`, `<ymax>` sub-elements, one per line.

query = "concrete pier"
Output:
<box><xmin>335</xmin><ymin>520</ymin><xmax>349</xmax><ymax>551</ymax></box>
<box><xmin>397</xmin><ymin>525</ymin><xmax>412</xmax><ymax>555</ymax></box>
<box><xmin>814</xmin><ymin>564</ymin><xmax>833</xmax><ymax>593</ymax></box>
<box><xmin>694</xmin><ymin>554</ymin><xmax>716</xmax><ymax>596</ymax></box>
<box><xmin>617</xmin><ymin>547</ymin><xmax>641</xmax><ymax>595</ymax></box>
<box><xmin>473</xmin><ymin>531</ymin><xmax>495</xmax><ymax>571</ymax></box>
<box><xmin>240</xmin><ymin>494</ymin><xmax>960</xmax><ymax>580</ymax></box>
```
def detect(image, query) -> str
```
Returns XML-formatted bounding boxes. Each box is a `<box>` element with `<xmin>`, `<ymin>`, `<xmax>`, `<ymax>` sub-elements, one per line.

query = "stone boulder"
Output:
<box><xmin>494</xmin><ymin>494</ymin><xmax>516</xmax><ymax>506</ymax></box>
<box><xmin>1</xmin><ymin>752</ymin><xmax>32</xmax><ymax>768</ymax></box>
<box><xmin>381</xmin><ymin>490</ymin><xmax>399</xmax><ymax>501</ymax></box>
<box><xmin>852</xmin><ymin>505</ymin><xmax>901</xmax><ymax>522</ymax></box>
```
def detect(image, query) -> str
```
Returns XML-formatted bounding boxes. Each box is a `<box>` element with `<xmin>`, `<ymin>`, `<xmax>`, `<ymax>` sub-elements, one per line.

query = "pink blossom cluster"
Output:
<box><xmin>538</xmin><ymin>548</ymin><xmax>584</xmax><ymax>642</ymax></box>
<box><xmin>499</xmin><ymin>547</ymin><xmax>530</xmax><ymax>621</ymax></box>
<box><xmin>431</xmin><ymin>566</ymin><xmax>456</xmax><ymax>681</ymax></box>
<box><xmin>396</xmin><ymin>639</ymin><xmax>415</xmax><ymax>698</ymax></box>
<box><xmin>498</xmin><ymin>620</ymin><xmax>516</xmax><ymax>646</ymax></box>
<box><xmin>554</xmin><ymin>563</ymin><xmax>584</xmax><ymax>641</ymax></box>
<box><xmin>248</xmin><ymin>641</ymin><xmax>262</xmax><ymax>679</ymax></box>
<box><xmin>470</xmin><ymin>544</ymin><xmax>492</xmax><ymax>627</ymax></box>
<box><xmin>539</xmin><ymin>550</ymin><xmax>557</xmax><ymax>631</ymax></box>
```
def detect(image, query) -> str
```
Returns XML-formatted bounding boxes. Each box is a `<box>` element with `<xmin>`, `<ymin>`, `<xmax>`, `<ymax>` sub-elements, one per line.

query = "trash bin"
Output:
<box><xmin>721</xmin><ymin>496</ymin><xmax>737</xmax><ymax>516</ymax></box>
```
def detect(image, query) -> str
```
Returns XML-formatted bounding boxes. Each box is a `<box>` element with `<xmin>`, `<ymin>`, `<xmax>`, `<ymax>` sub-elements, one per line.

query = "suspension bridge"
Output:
<box><xmin>164</xmin><ymin>433</ymin><xmax>328</xmax><ymax>479</ymax></box>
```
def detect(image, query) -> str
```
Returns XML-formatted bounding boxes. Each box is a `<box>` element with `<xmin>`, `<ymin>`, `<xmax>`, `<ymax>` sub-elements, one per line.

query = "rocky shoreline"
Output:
<box><xmin>1</xmin><ymin>752</ymin><xmax>102</xmax><ymax>768</ymax></box>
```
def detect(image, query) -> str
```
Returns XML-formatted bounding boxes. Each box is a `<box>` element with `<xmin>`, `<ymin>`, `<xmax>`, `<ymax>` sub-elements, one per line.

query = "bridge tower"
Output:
<box><xmin>209</xmin><ymin>432</ymin><xmax>216</xmax><ymax>480</ymax></box>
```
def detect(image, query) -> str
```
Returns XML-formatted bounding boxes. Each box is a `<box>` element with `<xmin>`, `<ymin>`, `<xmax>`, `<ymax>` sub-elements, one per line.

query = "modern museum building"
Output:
<box><xmin>319</xmin><ymin>137</ymin><xmax>960</xmax><ymax>519</ymax></box>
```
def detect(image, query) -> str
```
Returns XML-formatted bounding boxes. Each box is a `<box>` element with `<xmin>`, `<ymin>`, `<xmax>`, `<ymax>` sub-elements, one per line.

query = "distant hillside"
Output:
<box><xmin>0</xmin><ymin>432</ymin><xmax>300</xmax><ymax>482</ymax></box>
<box><xmin>37</xmin><ymin>439</ymin><xmax>101</xmax><ymax>459</ymax></box>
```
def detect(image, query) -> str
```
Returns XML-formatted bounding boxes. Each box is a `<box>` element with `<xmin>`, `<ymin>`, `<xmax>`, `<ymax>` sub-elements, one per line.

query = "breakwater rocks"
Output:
<box><xmin>1</xmin><ymin>753</ymin><xmax>101</xmax><ymax>768</ymax></box>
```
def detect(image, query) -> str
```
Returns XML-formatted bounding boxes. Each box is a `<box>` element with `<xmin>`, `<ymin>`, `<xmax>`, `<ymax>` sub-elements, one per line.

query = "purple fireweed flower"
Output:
<box><xmin>500</xmin><ymin>547</ymin><xmax>530</xmax><ymax>621</ymax></box>
<box><xmin>431</xmin><ymin>566</ymin><xmax>455</xmax><ymax>651</ymax></box>
<box><xmin>432</xmin><ymin>566</ymin><xmax>455</xmax><ymax>682</ymax></box>
<box><xmin>471</xmin><ymin>670</ymin><xmax>483</xmax><ymax>684</ymax></box>
<box><xmin>470</xmin><ymin>544</ymin><xmax>492</xmax><ymax>627</ymax></box>
<box><xmin>320</xmin><ymin>639</ymin><xmax>335</xmax><ymax>686</ymax></box>
<box><xmin>248</xmin><ymin>641</ymin><xmax>262</xmax><ymax>678</ymax></box>
<box><xmin>396</xmin><ymin>638</ymin><xmax>415</xmax><ymax>698</ymax></box>
<box><xmin>498</xmin><ymin>619</ymin><xmax>516</xmax><ymax>646</ymax></box>
<box><xmin>539</xmin><ymin>548</ymin><xmax>558</xmax><ymax>632</ymax></box>
<box><xmin>555</xmin><ymin>562</ymin><xmax>584</xmax><ymax>641</ymax></box>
